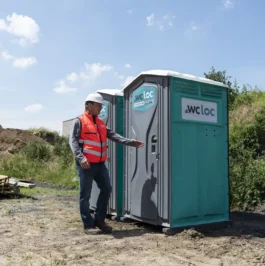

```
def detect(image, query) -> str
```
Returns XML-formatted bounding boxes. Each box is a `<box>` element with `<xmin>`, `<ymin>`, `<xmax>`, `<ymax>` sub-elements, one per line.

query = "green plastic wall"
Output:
<box><xmin>170</xmin><ymin>77</ymin><xmax>229</xmax><ymax>228</ymax></box>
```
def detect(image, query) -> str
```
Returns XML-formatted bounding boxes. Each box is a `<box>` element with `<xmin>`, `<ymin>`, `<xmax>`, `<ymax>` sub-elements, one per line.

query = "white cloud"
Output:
<box><xmin>1</xmin><ymin>50</ymin><xmax>37</xmax><ymax>68</ymax></box>
<box><xmin>124</xmin><ymin>63</ymin><xmax>131</xmax><ymax>69</ymax></box>
<box><xmin>121</xmin><ymin>76</ymin><xmax>135</xmax><ymax>88</ymax></box>
<box><xmin>80</xmin><ymin>63</ymin><xmax>113</xmax><ymax>80</ymax></box>
<box><xmin>54</xmin><ymin>80</ymin><xmax>77</xmax><ymax>94</ymax></box>
<box><xmin>146</xmin><ymin>13</ymin><xmax>175</xmax><ymax>31</ymax></box>
<box><xmin>66</xmin><ymin>72</ymin><xmax>79</xmax><ymax>82</ymax></box>
<box><xmin>2</xmin><ymin>51</ymin><xmax>14</xmax><ymax>61</ymax></box>
<box><xmin>0</xmin><ymin>13</ymin><xmax>40</xmax><ymax>46</ymax></box>
<box><xmin>24</xmin><ymin>104</ymin><xmax>44</xmax><ymax>113</ymax></box>
<box><xmin>185</xmin><ymin>21</ymin><xmax>200</xmax><ymax>34</ymax></box>
<box><xmin>223</xmin><ymin>0</ymin><xmax>234</xmax><ymax>9</ymax></box>
<box><xmin>12</xmin><ymin>56</ymin><xmax>37</xmax><ymax>68</ymax></box>
<box><xmin>146</xmin><ymin>14</ymin><xmax>155</xmax><ymax>26</ymax></box>
<box><xmin>54</xmin><ymin>63</ymin><xmax>113</xmax><ymax>95</ymax></box>
<box><xmin>190</xmin><ymin>22</ymin><xmax>199</xmax><ymax>31</ymax></box>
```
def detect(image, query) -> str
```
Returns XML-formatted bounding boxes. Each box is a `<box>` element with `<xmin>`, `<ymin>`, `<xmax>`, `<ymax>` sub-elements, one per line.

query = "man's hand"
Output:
<box><xmin>81</xmin><ymin>158</ymin><xmax>90</xmax><ymax>169</ymax></box>
<box><xmin>132</xmin><ymin>140</ymin><xmax>144</xmax><ymax>148</ymax></box>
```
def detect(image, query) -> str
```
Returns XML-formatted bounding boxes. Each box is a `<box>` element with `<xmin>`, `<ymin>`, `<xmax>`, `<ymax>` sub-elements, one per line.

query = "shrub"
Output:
<box><xmin>20</xmin><ymin>140</ymin><xmax>52</xmax><ymax>162</ymax></box>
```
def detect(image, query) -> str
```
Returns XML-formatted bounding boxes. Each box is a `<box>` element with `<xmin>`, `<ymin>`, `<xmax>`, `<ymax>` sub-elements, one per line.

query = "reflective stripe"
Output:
<box><xmin>79</xmin><ymin>139</ymin><xmax>107</xmax><ymax>147</ymax></box>
<box><xmin>83</xmin><ymin>148</ymin><xmax>107</xmax><ymax>157</ymax></box>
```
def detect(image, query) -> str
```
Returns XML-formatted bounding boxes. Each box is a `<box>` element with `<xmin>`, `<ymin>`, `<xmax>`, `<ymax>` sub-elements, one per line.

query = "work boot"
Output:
<box><xmin>84</xmin><ymin>225</ymin><xmax>96</xmax><ymax>235</ymax></box>
<box><xmin>95</xmin><ymin>220</ymin><xmax>112</xmax><ymax>234</ymax></box>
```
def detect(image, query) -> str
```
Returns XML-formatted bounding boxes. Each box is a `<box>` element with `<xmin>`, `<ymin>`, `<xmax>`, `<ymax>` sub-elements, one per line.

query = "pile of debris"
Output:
<box><xmin>0</xmin><ymin>174</ymin><xmax>35</xmax><ymax>195</ymax></box>
<box><xmin>0</xmin><ymin>125</ymin><xmax>47</xmax><ymax>156</ymax></box>
<box><xmin>0</xmin><ymin>175</ymin><xmax>20</xmax><ymax>195</ymax></box>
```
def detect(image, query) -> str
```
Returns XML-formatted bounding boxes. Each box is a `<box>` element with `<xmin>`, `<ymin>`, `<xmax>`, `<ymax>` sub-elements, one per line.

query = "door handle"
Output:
<box><xmin>151</xmin><ymin>135</ymin><xmax>157</xmax><ymax>154</ymax></box>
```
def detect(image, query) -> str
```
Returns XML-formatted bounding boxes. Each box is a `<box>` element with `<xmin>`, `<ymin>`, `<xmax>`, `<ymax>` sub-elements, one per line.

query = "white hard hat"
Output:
<box><xmin>85</xmin><ymin>93</ymin><xmax>104</xmax><ymax>104</ymax></box>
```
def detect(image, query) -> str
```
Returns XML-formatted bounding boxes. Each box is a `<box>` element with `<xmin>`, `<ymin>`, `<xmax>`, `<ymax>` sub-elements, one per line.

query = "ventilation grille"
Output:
<box><xmin>172</xmin><ymin>79</ymin><xmax>198</xmax><ymax>95</ymax></box>
<box><xmin>201</xmin><ymin>86</ymin><xmax>223</xmax><ymax>98</ymax></box>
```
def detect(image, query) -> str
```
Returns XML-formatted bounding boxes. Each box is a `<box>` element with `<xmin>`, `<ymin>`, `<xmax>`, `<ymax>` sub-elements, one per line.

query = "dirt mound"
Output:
<box><xmin>0</xmin><ymin>126</ymin><xmax>46</xmax><ymax>155</ymax></box>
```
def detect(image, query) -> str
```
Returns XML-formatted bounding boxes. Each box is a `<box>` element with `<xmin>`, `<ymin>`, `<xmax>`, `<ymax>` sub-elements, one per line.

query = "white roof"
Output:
<box><xmin>97</xmin><ymin>89</ymin><xmax>123</xmax><ymax>96</ymax></box>
<box><xmin>123</xmin><ymin>69</ymin><xmax>228</xmax><ymax>90</ymax></box>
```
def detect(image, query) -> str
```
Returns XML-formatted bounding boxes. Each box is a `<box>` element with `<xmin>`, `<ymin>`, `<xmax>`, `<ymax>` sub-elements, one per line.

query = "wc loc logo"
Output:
<box><xmin>132</xmin><ymin>86</ymin><xmax>156</xmax><ymax>111</ymax></box>
<box><xmin>185</xmin><ymin>105</ymin><xmax>215</xmax><ymax>116</ymax></box>
<box><xmin>182</xmin><ymin>98</ymin><xmax>217</xmax><ymax>123</ymax></box>
<box><xmin>134</xmin><ymin>91</ymin><xmax>154</xmax><ymax>101</ymax></box>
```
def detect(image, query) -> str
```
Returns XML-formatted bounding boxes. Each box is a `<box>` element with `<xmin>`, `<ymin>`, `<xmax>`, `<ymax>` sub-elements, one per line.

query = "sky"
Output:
<box><xmin>0</xmin><ymin>0</ymin><xmax>265</xmax><ymax>133</ymax></box>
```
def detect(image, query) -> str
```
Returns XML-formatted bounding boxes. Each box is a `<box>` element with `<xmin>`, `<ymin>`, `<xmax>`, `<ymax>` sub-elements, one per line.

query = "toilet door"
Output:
<box><xmin>128</xmin><ymin>83</ymin><xmax>159</xmax><ymax>222</ymax></box>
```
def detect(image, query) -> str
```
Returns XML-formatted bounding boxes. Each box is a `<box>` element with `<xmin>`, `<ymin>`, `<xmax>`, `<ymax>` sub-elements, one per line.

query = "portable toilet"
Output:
<box><xmin>89</xmin><ymin>89</ymin><xmax>124</xmax><ymax>219</ymax></box>
<box><xmin>123</xmin><ymin>70</ymin><xmax>230</xmax><ymax>234</ymax></box>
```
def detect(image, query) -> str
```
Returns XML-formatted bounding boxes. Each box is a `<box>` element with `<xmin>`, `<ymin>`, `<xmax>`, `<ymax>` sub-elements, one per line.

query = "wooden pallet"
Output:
<box><xmin>0</xmin><ymin>175</ymin><xmax>20</xmax><ymax>195</ymax></box>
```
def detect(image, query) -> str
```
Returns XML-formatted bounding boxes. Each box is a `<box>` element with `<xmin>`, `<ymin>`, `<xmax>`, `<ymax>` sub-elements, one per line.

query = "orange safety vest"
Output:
<box><xmin>78</xmin><ymin>112</ymin><xmax>107</xmax><ymax>163</ymax></box>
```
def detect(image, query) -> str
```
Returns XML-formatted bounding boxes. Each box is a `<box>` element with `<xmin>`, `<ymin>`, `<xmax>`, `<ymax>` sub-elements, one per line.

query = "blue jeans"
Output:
<box><xmin>76</xmin><ymin>161</ymin><xmax>112</xmax><ymax>228</ymax></box>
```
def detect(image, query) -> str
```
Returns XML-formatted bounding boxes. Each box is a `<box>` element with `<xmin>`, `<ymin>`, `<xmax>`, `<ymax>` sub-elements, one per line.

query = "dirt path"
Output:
<box><xmin>1</xmin><ymin>194</ymin><xmax>265</xmax><ymax>266</ymax></box>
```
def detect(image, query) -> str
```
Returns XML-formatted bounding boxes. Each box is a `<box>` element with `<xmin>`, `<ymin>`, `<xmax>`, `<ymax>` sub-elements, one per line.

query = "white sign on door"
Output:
<box><xmin>182</xmin><ymin>98</ymin><xmax>217</xmax><ymax>123</ymax></box>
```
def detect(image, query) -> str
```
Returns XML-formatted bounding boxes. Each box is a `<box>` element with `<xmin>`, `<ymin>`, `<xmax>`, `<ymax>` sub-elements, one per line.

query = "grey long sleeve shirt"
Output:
<box><xmin>69</xmin><ymin>117</ymin><xmax>135</xmax><ymax>164</ymax></box>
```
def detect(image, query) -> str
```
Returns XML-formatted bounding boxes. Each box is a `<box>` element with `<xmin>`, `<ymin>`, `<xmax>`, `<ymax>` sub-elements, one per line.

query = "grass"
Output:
<box><xmin>0</xmin><ymin>136</ymin><xmax>79</xmax><ymax>189</ymax></box>
<box><xmin>20</xmin><ymin>187</ymin><xmax>78</xmax><ymax>197</ymax></box>
<box><xmin>0</xmin><ymin>154</ymin><xmax>78</xmax><ymax>188</ymax></box>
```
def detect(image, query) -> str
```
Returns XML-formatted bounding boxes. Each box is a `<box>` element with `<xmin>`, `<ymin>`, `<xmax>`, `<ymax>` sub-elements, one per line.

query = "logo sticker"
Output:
<box><xmin>182</xmin><ymin>98</ymin><xmax>217</xmax><ymax>123</ymax></box>
<box><xmin>98</xmin><ymin>101</ymin><xmax>108</xmax><ymax>122</ymax></box>
<box><xmin>132</xmin><ymin>86</ymin><xmax>156</xmax><ymax>111</ymax></box>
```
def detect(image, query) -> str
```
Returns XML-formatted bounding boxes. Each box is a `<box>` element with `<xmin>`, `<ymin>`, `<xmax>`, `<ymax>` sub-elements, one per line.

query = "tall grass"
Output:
<box><xmin>0</xmin><ymin>134</ymin><xmax>78</xmax><ymax>188</ymax></box>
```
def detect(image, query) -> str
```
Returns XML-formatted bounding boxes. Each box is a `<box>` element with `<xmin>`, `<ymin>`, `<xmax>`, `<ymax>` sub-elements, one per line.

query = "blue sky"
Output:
<box><xmin>0</xmin><ymin>0</ymin><xmax>265</xmax><ymax>132</ymax></box>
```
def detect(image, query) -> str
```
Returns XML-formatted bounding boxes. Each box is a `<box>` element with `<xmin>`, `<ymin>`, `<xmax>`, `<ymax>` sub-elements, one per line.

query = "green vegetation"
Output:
<box><xmin>20</xmin><ymin>187</ymin><xmax>78</xmax><ymax>197</ymax></box>
<box><xmin>205</xmin><ymin>67</ymin><xmax>265</xmax><ymax>210</ymax></box>
<box><xmin>0</xmin><ymin>128</ymin><xmax>78</xmax><ymax>189</ymax></box>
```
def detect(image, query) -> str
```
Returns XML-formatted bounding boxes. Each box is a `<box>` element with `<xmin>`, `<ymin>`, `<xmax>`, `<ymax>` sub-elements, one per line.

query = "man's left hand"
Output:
<box><xmin>132</xmin><ymin>140</ymin><xmax>144</xmax><ymax>148</ymax></box>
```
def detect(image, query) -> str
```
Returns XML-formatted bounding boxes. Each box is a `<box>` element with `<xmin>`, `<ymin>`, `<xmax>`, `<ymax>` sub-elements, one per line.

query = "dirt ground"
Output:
<box><xmin>1</xmin><ymin>193</ymin><xmax>265</xmax><ymax>266</ymax></box>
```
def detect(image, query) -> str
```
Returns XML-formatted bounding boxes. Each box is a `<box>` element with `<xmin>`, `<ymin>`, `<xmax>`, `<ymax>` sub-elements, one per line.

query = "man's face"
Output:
<box><xmin>89</xmin><ymin>102</ymin><xmax>102</xmax><ymax>115</ymax></box>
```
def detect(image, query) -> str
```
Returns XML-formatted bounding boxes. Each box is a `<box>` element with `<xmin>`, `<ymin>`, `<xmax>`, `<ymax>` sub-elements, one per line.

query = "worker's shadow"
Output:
<box><xmin>140</xmin><ymin>163</ymin><xmax>157</xmax><ymax>221</ymax></box>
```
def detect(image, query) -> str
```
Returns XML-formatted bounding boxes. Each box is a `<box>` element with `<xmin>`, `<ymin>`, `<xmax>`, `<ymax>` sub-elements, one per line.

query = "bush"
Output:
<box><xmin>229</xmin><ymin>88</ymin><xmax>265</xmax><ymax>209</ymax></box>
<box><xmin>20</xmin><ymin>140</ymin><xmax>52</xmax><ymax>162</ymax></box>
<box><xmin>53</xmin><ymin>136</ymin><xmax>74</xmax><ymax>168</ymax></box>
<box><xmin>230</xmin><ymin>149</ymin><xmax>265</xmax><ymax>210</ymax></box>
<box><xmin>28</xmin><ymin>127</ymin><xmax>60</xmax><ymax>145</ymax></box>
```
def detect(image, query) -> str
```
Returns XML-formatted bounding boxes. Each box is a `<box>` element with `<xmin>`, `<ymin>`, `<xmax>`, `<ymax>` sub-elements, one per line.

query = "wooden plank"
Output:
<box><xmin>17</xmin><ymin>182</ymin><xmax>35</xmax><ymax>188</ymax></box>
<box><xmin>0</xmin><ymin>176</ymin><xmax>9</xmax><ymax>182</ymax></box>
<box><xmin>9</xmin><ymin>178</ymin><xmax>35</xmax><ymax>188</ymax></box>
<box><xmin>1</xmin><ymin>175</ymin><xmax>35</xmax><ymax>189</ymax></box>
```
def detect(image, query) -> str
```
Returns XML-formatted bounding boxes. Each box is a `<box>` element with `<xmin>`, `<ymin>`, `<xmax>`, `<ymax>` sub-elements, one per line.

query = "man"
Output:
<box><xmin>69</xmin><ymin>92</ymin><xmax>144</xmax><ymax>234</ymax></box>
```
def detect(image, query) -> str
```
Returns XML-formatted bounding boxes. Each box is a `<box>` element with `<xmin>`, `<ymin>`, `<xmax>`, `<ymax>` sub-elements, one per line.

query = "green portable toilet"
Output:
<box><xmin>123</xmin><ymin>70</ymin><xmax>230</xmax><ymax>234</ymax></box>
<box><xmin>89</xmin><ymin>89</ymin><xmax>124</xmax><ymax>219</ymax></box>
